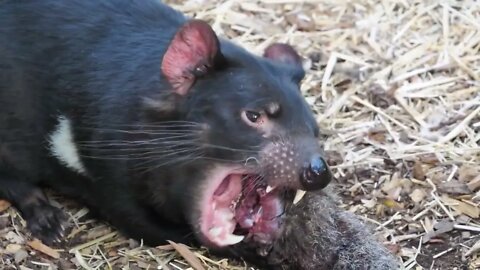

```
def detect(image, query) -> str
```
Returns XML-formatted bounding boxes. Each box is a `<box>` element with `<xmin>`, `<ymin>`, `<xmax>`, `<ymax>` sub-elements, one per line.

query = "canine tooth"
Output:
<box><xmin>209</xmin><ymin>227</ymin><xmax>222</xmax><ymax>237</ymax></box>
<box><xmin>266</xmin><ymin>185</ymin><xmax>275</xmax><ymax>193</ymax></box>
<box><xmin>219</xmin><ymin>209</ymin><xmax>234</xmax><ymax>221</ymax></box>
<box><xmin>223</xmin><ymin>234</ymin><xmax>245</xmax><ymax>245</ymax></box>
<box><xmin>293</xmin><ymin>190</ymin><xmax>306</xmax><ymax>205</ymax></box>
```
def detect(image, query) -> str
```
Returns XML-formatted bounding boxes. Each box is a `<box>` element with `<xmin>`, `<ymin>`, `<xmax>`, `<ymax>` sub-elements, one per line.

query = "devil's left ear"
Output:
<box><xmin>264</xmin><ymin>43</ymin><xmax>305</xmax><ymax>84</ymax></box>
<box><xmin>263</xmin><ymin>43</ymin><xmax>303</xmax><ymax>68</ymax></box>
<box><xmin>161</xmin><ymin>19</ymin><xmax>224</xmax><ymax>96</ymax></box>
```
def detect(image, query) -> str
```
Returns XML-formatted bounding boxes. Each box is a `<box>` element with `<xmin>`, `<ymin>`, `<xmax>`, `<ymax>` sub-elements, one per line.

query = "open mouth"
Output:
<box><xmin>199</xmin><ymin>167</ymin><xmax>286</xmax><ymax>247</ymax></box>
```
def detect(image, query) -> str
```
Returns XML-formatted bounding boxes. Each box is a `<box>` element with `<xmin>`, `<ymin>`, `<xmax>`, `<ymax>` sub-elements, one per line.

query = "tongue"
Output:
<box><xmin>235</xmin><ymin>190</ymin><xmax>259</xmax><ymax>228</ymax></box>
<box><xmin>250</xmin><ymin>194</ymin><xmax>283</xmax><ymax>243</ymax></box>
<box><xmin>235</xmin><ymin>188</ymin><xmax>284</xmax><ymax>244</ymax></box>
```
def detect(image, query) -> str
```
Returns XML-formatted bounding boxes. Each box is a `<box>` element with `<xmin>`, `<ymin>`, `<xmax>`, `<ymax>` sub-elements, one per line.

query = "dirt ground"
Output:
<box><xmin>1</xmin><ymin>0</ymin><xmax>480</xmax><ymax>269</ymax></box>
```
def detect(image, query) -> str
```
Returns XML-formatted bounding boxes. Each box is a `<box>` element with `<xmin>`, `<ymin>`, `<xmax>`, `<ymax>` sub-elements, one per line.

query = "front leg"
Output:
<box><xmin>0</xmin><ymin>171</ymin><xmax>66</xmax><ymax>245</ymax></box>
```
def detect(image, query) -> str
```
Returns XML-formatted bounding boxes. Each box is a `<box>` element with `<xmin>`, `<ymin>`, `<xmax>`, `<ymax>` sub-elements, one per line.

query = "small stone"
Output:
<box><xmin>14</xmin><ymin>249</ymin><xmax>29</xmax><ymax>263</ymax></box>
<box><xmin>5</xmin><ymin>243</ymin><xmax>22</xmax><ymax>254</ymax></box>
<box><xmin>58</xmin><ymin>258</ymin><xmax>75</xmax><ymax>269</ymax></box>
<box><xmin>462</xmin><ymin>231</ymin><xmax>471</xmax><ymax>239</ymax></box>
<box><xmin>409</xmin><ymin>189</ymin><xmax>426</xmax><ymax>203</ymax></box>
<box><xmin>129</xmin><ymin>239</ymin><xmax>140</xmax><ymax>249</ymax></box>
<box><xmin>308</xmin><ymin>52</ymin><xmax>322</xmax><ymax>63</ymax></box>
<box><xmin>0</xmin><ymin>216</ymin><xmax>9</xmax><ymax>229</ymax></box>
<box><xmin>5</xmin><ymin>231</ymin><xmax>25</xmax><ymax>244</ymax></box>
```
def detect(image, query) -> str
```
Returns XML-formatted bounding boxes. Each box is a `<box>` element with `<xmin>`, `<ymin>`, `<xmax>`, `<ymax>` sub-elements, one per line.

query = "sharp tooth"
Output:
<box><xmin>222</xmin><ymin>234</ymin><xmax>245</xmax><ymax>245</ymax></box>
<box><xmin>293</xmin><ymin>190</ymin><xmax>306</xmax><ymax>205</ymax></box>
<box><xmin>218</xmin><ymin>209</ymin><xmax>234</xmax><ymax>221</ymax></box>
<box><xmin>266</xmin><ymin>185</ymin><xmax>275</xmax><ymax>193</ymax></box>
<box><xmin>209</xmin><ymin>227</ymin><xmax>222</xmax><ymax>237</ymax></box>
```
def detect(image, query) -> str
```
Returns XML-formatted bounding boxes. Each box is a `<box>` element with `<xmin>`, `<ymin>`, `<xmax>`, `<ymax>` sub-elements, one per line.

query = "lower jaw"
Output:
<box><xmin>198</xmin><ymin>171</ymin><xmax>284</xmax><ymax>248</ymax></box>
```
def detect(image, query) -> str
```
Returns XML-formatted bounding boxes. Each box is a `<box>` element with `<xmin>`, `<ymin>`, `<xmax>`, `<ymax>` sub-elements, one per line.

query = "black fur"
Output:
<box><xmin>0</xmin><ymin>0</ymin><xmax>309</xmax><ymax>249</ymax></box>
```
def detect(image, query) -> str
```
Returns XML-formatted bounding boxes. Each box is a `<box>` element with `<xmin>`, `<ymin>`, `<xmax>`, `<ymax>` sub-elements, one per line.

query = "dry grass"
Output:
<box><xmin>1</xmin><ymin>0</ymin><xmax>480</xmax><ymax>269</ymax></box>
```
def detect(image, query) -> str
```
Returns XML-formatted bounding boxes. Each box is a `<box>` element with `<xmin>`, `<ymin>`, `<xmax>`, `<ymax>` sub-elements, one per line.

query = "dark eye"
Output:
<box><xmin>245</xmin><ymin>111</ymin><xmax>261</xmax><ymax>123</ymax></box>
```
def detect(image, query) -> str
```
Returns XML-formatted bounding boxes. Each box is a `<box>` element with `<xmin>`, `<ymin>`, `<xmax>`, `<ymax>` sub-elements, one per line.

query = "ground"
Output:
<box><xmin>1</xmin><ymin>0</ymin><xmax>479</xmax><ymax>269</ymax></box>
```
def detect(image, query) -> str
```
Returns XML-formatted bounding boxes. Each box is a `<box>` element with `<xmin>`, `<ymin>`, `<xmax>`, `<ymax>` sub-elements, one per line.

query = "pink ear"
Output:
<box><xmin>263</xmin><ymin>43</ymin><xmax>303</xmax><ymax>67</ymax></box>
<box><xmin>161</xmin><ymin>20</ymin><xmax>221</xmax><ymax>96</ymax></box>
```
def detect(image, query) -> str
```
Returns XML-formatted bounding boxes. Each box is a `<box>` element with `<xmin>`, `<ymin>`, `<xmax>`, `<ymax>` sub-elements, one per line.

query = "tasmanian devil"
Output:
<box><xmin>0</xmin><ymin>0</ymin><xmax>400</xmax><ymax>269</ymax></box>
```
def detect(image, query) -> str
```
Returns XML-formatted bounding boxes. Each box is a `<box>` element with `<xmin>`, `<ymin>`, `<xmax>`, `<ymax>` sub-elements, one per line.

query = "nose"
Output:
<box><xmin>300</xmin><ymin>154</ymin><xmax>332</xmax><ymax>190</ymax></box>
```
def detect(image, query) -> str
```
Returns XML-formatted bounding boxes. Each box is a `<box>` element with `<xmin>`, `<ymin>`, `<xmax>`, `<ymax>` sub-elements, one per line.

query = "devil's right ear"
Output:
<box><xmin>161</xmin><ymin>19</ymin><xmax>224</xmax><ymax>96</ymax></box>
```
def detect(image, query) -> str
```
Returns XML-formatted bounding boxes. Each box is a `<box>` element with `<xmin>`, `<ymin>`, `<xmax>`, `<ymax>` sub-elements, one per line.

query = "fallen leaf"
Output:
<box><xmin>467</xmin><ymin>175</ymin><xmax>480</xmax><ymax>192</ymax></box>
<box><xmin>465</xmin><ymin>240</ymin><xmax>480</xmax><ymax>257</ymax></box>
<box><xmin>412</xmin><ymin>161</ymin><xmax>426</xmax><ymax>180</ymax></box>
<box><xmin>442</xmin><ymin>196</ymin><xmax>479</xmax><ymax>219</ymax></box>
<box><xmin>438</xmin><ymin>180</ymin><xmax>471</xmax><ymax>195</ymax></box>
<box><xmin>381</xmin><ymin>198</ymin><xmax>404</xmax><ymax>210</ymax></box>
<box><xmin>27</xmin><ymin>239</ymin><xmax>60</xmax><ymax>259</ymax></box>
<box><xmin>368</xmin><ymin>84</ymin><xmax>396</xmax><ymax>109</ymax></box>
<box><xmin>409</xmin><ymin>189</ymin><xmax>426</xmax><ymax>203</ymax></box>
<box><xmin>419</xmin><ymin>154</ymin><xmax>439</xmax><ymax>165</ymax></box>
<box><xmin>156</xmin><ymin>244</ymin><xmax>176</xmax><ymax>251</ymax></box>
<box><xmin>382</xmin><ymin>176</ymin><xmax>403</xmax><ymax>199</ymax></box>
<box><xmin>167</xmin><ymin>240</ymin><xmax>205</xmax><ymax>270</ymax></box>
<box><xmin>422</xmin><ymin>220</ymin><xmax>454</xmax><ymax>244</ymax></box>
<box><xmin>361</xmin><ymin>198</ymin><xmax>376</xmax><ymax>209</ymax></box>
<box><xmin>0</xmin><ymin>200</ymin><xmax>11</xmax><ymax>212</ymax></box>
<box><xmin>285</xmin><ymin>11</ymin><xmax>315</xmax><ymax>31</ymax></box>
<box><xmin>384</xmin><ymin>243</ymin><xmax>401</xmax><ymax>254</ymax></box>
<box><xmin>459</xmin><ymin>165</ymin><xmax>480</xmax><ymax>183</ymax></box>
<box><xmin>430</xmin><ymin>170</ymin><xmax>450</xmax><ymax>183</ymax></box>
<box><xmin>367</xmin><ymin>131</ymin><xmax>387</xmax><ymax>143</ymax></box>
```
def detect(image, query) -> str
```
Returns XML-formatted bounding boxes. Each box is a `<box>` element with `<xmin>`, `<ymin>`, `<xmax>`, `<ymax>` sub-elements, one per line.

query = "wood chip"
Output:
<box><xmin>27</xmin><ymin>239</ymin><xmax>60</xmax><ymax>259</ymax></box>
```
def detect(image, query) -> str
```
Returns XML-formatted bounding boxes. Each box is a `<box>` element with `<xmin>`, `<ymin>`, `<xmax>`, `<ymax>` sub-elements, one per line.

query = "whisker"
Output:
<box><xmin>132</xmin><ymin>148</ymin><xmax>204</xmax><ymax>167</ymax></box>
<box><xmin>75</xmin><ymin>128</ymin><xmax>202</xmax><ymax>136</ymax></box>
<box><xmin>79</xmin><ymin>146</ymin><xmax>203</xmax><ymax>161</ymax></box>
<box><xmin>134</xmin><ymin>151</ymin><xmax>205</xmax><ymax>174</ymax></box>
<box><xmin>77</xmin><ymin>121</ymin><xmax>203</xmax><ymax>128</ymax></box>
<box><xmin>200</xmin><ymin>143</ymin><xmax>261</xmax><ymax>153</ymax></box>
<box><xmin>77</xmin><ymin>138</ymin><xmax>201</xmax><ymax>149</ymax></box>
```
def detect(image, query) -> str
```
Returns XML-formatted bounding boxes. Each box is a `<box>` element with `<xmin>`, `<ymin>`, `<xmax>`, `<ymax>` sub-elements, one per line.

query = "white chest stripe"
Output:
<box><xmin>48</xmin><ymin>116</ymin><xmax>87</xmax><ymax>175</ymax></box>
